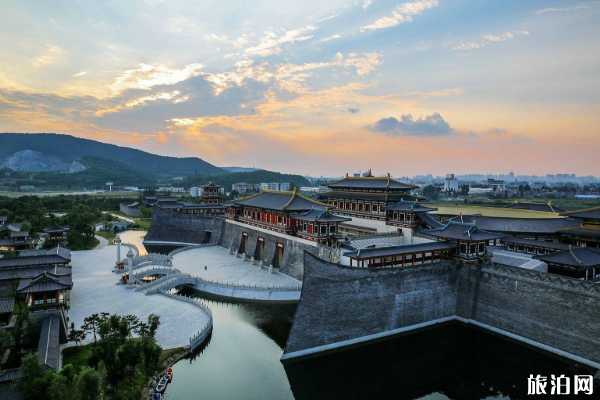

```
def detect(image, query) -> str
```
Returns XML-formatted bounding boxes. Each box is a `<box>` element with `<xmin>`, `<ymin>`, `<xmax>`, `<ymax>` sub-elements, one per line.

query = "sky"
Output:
<box><xmin>0</xmin><ymin>0</ymin><xmax>599</xmax><ymax>177</ymax></box>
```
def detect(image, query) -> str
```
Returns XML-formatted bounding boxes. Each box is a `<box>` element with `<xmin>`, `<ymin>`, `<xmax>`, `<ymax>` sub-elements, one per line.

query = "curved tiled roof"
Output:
<box><xmin>384</xmin><ymin>199</ymin><xmax>437</xmax><ymax>212</ymax></box>
<box><xmin>452</xmin><ymin>215</ymin><xmax>579</xmax><ymax>235</ymax></box>
<box><xmin>417</xmin><ymin>212</ymin><xmax>445</xmax><ymax>229</ymax></box>
<box><xmin>233</xmin><ymin>190</ymin><xmax>331</xmax><ymax>212</ymax></box>
<box><xmin>291</xmin><ymin>208</ymin><xmax>352</xmax><ymax>223</ymax></box>
<box><xmin>422</xmin><ymin>221</ymin><xmax>502</xmax><ymax>241</ymax></box>
<box><xmin>533</xmin><ymin>247</ymin><xmax>600</xmax><ymax>267</ymax></box>
<box><xmin>16</xmin><ymin>271</ymin><xmax>72</xmax><ymax>294</ymax></box>
<box><xmin>343</xmin><ymin>241</ymin><xmax>456</xmax><ymax>260</ymax></box>
<box><xmin>322</xmin><ymin>174</ymin><xmax>416</xmax><ymax>190</ymax></box>
<box><xmin>317</xmin><ymin>192</ymin><xmax>423</xmax><ymax>201</ymax></box>
<box><xmin>560</xmin><ymin>206</ymin><xmax>600</xmax><ymax>220</ymax></box>
<box><xmin>504</xmin><ymin>201</ymin><xmax>564</xmax><ymax>213</ymax></box>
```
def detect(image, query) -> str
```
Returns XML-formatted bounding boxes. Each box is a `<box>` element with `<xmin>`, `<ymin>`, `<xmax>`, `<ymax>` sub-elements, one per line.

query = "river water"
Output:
<box><xmin>139</xmin><ymin>237</ymin><xmax>598</xmax><ymax>400</ymax></box>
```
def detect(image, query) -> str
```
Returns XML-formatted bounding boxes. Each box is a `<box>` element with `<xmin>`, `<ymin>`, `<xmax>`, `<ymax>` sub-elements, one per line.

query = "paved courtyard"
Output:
<box><xmin>172</xmin><ymin>246</ymin><xmax>301</xmax><ymax>286</ymax></box>
<box><xmin>69</xmin><ymin>235</ymin><xmax>209</xmax><ymax>349</ymax></box>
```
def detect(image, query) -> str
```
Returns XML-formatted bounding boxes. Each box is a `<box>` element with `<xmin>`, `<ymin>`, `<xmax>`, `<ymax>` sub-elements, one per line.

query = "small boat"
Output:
<box><xmin>154</xmin><ymin>394</ymin><xmax>162</xmax><ymax>399</ymax></box>
<box><xmin>165</xmin><ymin>367</ymin><xmax>173</xmax><ymax>382</ymax></box>
<box><xmin>155</xmin><ymin>375</ymin><xmax>168</xmax><ymax>394</ymax></box>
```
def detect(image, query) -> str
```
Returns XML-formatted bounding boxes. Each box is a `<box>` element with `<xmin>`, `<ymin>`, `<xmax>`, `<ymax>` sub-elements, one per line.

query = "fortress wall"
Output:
<box><xmin>456</xmin><ymin>263</ymin><xmax>600</xmax><ymax>366</ymax></box>
<box><xmin>220</xmin><ymin>220</ymin><xmax>319</xmax><ymax>281</ymax></box>
<box><xmin>144</xmin><ymin>207</ymin><xmax>225</xmax><ymax>245</ymax></box>
<box><xmin>284</xmin><ymin>254</ymin><xmax>600</xmax><ymax>367</ymax></box>
<box><xmin>284</xmin><ymin>254</ymin><xmax>460</xmax><ymax>355</ymax></box>
<box><xmin>145</xmin><ymin>208</ymin><xmax>318</xmax><ymax>280</ymax></box>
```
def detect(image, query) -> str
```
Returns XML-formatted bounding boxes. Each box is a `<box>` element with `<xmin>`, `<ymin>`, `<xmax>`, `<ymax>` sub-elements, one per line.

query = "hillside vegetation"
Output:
<box><xmin>183</xmin><ymin>169</ymin><xmax>310</xmax><ymax>190</ymax></box>
<box><xmin>0</xmin><ymin>133</ymin><xmax>224</xmax><ymax>176</ymax></box>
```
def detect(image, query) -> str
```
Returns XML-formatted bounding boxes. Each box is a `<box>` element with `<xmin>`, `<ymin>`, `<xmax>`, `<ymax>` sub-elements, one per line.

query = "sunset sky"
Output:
<box><xmin>0</xmin><ymin>0</ymin><xmax>598</xmax><ymax>177</ymax></box>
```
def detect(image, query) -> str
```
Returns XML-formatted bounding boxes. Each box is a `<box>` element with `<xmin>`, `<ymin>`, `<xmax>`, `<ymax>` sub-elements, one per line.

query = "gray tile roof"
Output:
<box><xmin>0</xmin><ymin>297</ymin><xmax>14</xmax><ymax>314</ymax></box>
<box><xmin>234</xmin><ymin>190</ymin><xmax>330</xmax><ymax>212</ymax></box>
<box><xmin>417</xmin><ymin>212</ymin><xmax>445</xmax><ymax>229</ymax></box>
<box><xmin>384</xmin><ymin>199</ymin><xmax>437</xmax><ymax>212</ymax></box>
<box><xmin>10</xmin><ymin>231</ymin><xmax>29</xmax><ymax>238</ymax></box>
<box><xmin>16</xmin><ymin>271</ymin><xmax>72</xmax><ymax>294</ymax></box>
<box><xmin>344</xmin><ymin>241</ymin><xmax>456</xmax><ymax>259</ymax></box>
<box><xmin>323</xmin><ymin>176</ymin><xmax>416</xmax><ymax>190</ymax></box>
<box><xmin>504</xmin><ymin>202</ymin><xmax>564</xmax><ymax>213</ymax></box>
<box><xmin>500</xmin><ymin>236</ymin><xmax>571</xmax><ymax>251</ymax></box>
<box><xmin>291</xmin><ymin>208</ymin><xmax>351</xmax><ymax>223</ymax></box>
<box><xmin>38</xmin><ymin>314</ymin><xmax>61</xmax><ymax>369</ymax></box>
<box><xmin>533</xmin><ymin>247</ymin><xmax>600</xmax><ymax>267</ymax></box>
<box><xmin>43</xmin><ymin>225</ymin><xmax>69</xmax><ymax>233</ymax></box>
<box><xmin>0</xmin><ymin>216</ymin><xmax>7</xmax><ymax>222</ymax></box>
<box><xmin>422</xmin><ymin>221</ymin><xmax>502</xmax><ymax>241</ymax></box>
<box><xmin>0</xmin><ymin>266</ymin><xmax>71</xmax><ymax>281</ymax></box>
<box><xmin>560</xmin><ymin>207</ymin><xmax>600</xmax><ymax>220</ymax></box>
<box><xmin>0</xmin><ymin>247</ymin><xmax>70</xmax><ymax>268</ymax></box>
<box><xmin>452</xmin><ymin>215</ymin><xmax>579</xmax><ymax>234</ymax></box>
<box><xmin>556</xmin><ymin>227</ymin><xmax>600</xmax><ymax>239</ymax></box>
<box><xmin>0</xmin><ymin>369</ymin><xmax>21</xmax><ymax>383</ymax></box>
<box><xmin>317</xmin><ymin>191</ymin><xmax>422</xmax><ymax>201</ymax></box>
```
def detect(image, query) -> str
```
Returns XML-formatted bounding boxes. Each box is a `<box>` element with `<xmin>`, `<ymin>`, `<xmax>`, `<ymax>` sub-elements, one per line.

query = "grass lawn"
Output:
<box><xmin>433</xmin><ymin>197</ymin><xmax>600</xmax><ymax>212</ymax></box>
<box><xmin>69</xmin><ymin>238</ymin><xmax>100</xmax><ymax>251</ymax></box>
<box><xmin>96</xmin><ymin>230</ymin><xmax>116</xmax><ymax>243</ymax></box>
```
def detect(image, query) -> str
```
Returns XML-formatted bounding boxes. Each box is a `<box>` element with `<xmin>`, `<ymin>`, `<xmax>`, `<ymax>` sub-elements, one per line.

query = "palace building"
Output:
<box><xmin>533</xmin><ymin>246</ymin><xmax>600</xmax><ymax>281</ymax></box>
<box><xmin>201</xmin><ymin>182</ymin><xmax>224</xmax><ymax>205</ymax></box>
<box><xmin>228</xmin><ymin>189</ymin><xmax>350</xmax><ymax>243</ymax></box>
<box><xmin>384</xmin><ymin>200</ymin><xmax>438</xmax><ymax>230</ymax></box>
<box><xmin>317</xmin><ymin>172</ymin><xmax>422</xmax><ymax>220</ymax></box>
<box><xmin>422</xmin><ymin>221</ymin><xmax>502</xmax><ymax>262</ymax></box>
<box><xmin>558</xmin><ymin>207</ymin><xmax>600</xmax><ymax>248</ymax></box>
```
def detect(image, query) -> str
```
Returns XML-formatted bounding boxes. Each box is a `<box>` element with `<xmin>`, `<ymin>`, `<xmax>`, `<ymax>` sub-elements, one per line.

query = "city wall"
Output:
<box><xmin>144</xmin><ymin>208</ymin><xmax>318</xmax><ymax>280</ymax></box>
<box><xmin>283</xmin><ymin>253</ymin><xmax>600</xmax><ymax>369</ymax></box>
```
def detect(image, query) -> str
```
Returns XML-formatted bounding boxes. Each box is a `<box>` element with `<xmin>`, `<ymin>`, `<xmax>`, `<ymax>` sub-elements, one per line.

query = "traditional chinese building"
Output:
<box><xmin>504</xmin><ymin>200</ymin><xmax>564</xmax><ymax>214</ymax></box>
<box><xmin>179</xmin><ymin>203</ymin><xmax>228</xmax><ymax>217</ymax></box>
<box><xmin>343</xmin><ymin>241</ymin><xmax>456</xmax><ymax>268</ymax></box>
<box><xmin>384</xmin><ymin>200</ymin><xmax>438</xmax><ymax>231</ymax></box>
<box><xmin>533</xmin><ymin>246</ymin><xmax>600</xmax><ymax>281</ymax></box>
<box><xmin>42</xmin><ymin>225</ymin><xmax>69</xmax><ymax>247</ymax></box>
<box><xmin>201</xmin><ymin>182</ymin><xmax>224</xmax><ymax>205</ymax></box>
<box><xmin>291</xmin><ymin>208</ymin><xmax>351</xmax><ymax>243</ymax></box>
<box><xmin>558</xmin><ymin>207</ymin><xmax>600</xmax><ymax>248</ymax></box>
<box><xmin>317</xmin><ymin>172</ymin><xmax>422</xmax><ymax>220</ymax></box>
<box><xmin>229</xmin><ymin>189</ymin><xmax>348</xmax><ymax>241</ymax></box>
<box><xmin>422</xmin><ymin>221</ymin><xmax>502</xmax><ymax>261</ymax></box>
<box><xmin>16</xmin><ymin>271</ymin><xmax>72</xmax><ymax>311</ymax></box>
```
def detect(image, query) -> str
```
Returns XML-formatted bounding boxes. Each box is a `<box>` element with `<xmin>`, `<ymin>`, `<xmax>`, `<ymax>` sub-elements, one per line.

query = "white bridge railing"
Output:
<box><xmin>193</xmin><ymin>276</ymin><xmax>302</xmax><ymax>292</ymax></box>
<box><xmin>158</xmin><ymin>290</ymin><xmax>213</xmax><ymax>351</ymax></box>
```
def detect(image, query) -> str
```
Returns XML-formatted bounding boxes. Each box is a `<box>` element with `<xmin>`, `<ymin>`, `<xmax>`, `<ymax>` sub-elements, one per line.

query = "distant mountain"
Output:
<box><xmin>221</xmin><ymin>166</ymin><xmax>263</xmax><ymax>173</ymax></box>
<box><xmin>0</xmin><ymin>133</ymin><xmax>224</xmax><ymax>176</ymax></box>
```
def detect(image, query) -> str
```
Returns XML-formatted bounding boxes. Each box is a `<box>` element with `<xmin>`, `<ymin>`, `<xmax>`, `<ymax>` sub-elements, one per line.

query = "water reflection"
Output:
<box><xmin>284</xmin><ymin>323</ymin><xmax>599</xmax><ymax>400</ymax></box>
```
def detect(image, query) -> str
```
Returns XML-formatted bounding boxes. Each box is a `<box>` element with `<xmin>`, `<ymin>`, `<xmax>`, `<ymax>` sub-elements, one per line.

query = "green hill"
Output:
<box><xmin>184</xmin><ymin>170</ymin><xmax>310</xmax><ymax>189</ymax></box>
<box><xmin>0</xmin><ymin>133</ymin><xmax>224</xmax><ymax>176</ymax></box>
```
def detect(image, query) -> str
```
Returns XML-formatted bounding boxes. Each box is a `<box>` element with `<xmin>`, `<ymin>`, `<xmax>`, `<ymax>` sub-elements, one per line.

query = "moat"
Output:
<box><xmin>163</xmin><ymin>290</ymin><xmax>597</xmax><ymax>400</ymax></box>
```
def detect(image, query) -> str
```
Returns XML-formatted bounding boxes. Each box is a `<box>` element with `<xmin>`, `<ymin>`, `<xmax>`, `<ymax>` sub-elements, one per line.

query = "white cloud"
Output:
<box><xmin>165</xmin><ymin>18</ymin><xmax>196</xmax><ymax>34</ymax></box>
<box><xmin>363</xmin><ymin>0</ymin><xmax>374</xmax><ymax>10</ymax></box>
<box><xmin>316</xmin><ymin>13</ymin><xmax>340</xmax><ymax>23</ymax></box>
<box><xmin>71</xmin><ymin>71</ymin><xmax>87</xmax><ymax>77</ymax></box>
<box><xmin>454</xmin><ymin>42</ymin><xmax>482</xmax><ymax>51</ymax></box>
<box><xmin>111</xmin><ymin>63</ymin><xmax>205</xmax><ymax>93</ymax></box>
<box><xmin>322</xmin><ymin>34</ymin><xmax>343</xmax><ymax>42</ymax></box>
<box><xmin>244</xmin><ymin>25</ymin><xmax>317</xmax><ymax>57</ymax></box>
<box><xmin>535</xmin><ymin>7</ymin><xmax>571</xmax><ymax>14</ymax></box>
<box><xmin>361</xmin><ymin>0</ymin><xmax>438</xmax><ymax>32</ymax></box>
<box><xmin>344</xmin><ymin>52</ymin><xmax>382</xmax><ymax>75</ymax></box>
<box><xmin>31</xmin><ymin>44</ymin><xmax>63</xmax><ymax>68</ymax></box>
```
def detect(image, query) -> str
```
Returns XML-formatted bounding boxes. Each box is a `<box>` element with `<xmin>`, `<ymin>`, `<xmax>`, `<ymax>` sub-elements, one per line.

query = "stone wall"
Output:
<box><xmin>145</xmin><ymin>208</ymin><xmax>318</xmax><ymax>280</ymax></box>
<box><xmin>145</xmin><ymin>207</ymin><xmax>225</xmax><ymax>245</ymax></box>
<box><xmin>220</xmin><ymin>221</ymin><xmax>319</xmax><ymax>281</ymax></box>
<box><xmin>284</xmin><ymin>253</ymin><xmax>600</xmax><ymax>367</ymax></box>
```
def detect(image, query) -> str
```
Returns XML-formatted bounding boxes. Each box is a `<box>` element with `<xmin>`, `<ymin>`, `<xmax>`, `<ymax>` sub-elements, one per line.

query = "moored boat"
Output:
<box><xmin>165</xmin><ymin>367</ymin><xmax>173</xmax><ymax>382</ymax></box>
<box><xmin>155</xmin><ymin>374</ymin><xmax>168</xmax><ymax>394</ymax></box>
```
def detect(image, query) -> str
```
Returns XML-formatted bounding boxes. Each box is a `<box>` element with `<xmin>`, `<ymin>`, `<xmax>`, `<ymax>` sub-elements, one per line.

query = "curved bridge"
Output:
<box><xmin>132</xmin><ymin>267</ymin><xmax>181</xmax><ymax>281</ymax></box>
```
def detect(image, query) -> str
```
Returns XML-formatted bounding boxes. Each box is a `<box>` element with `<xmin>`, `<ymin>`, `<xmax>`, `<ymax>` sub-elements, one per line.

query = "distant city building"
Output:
<box><xmin>190</xmin><ymin>187</ymin><xmax>200</xmax><ymax>197</ymax></box>
<box><xmin>260</xmin><ymin>182</ymin><xmax>290</xmax><ymax>192</ymax></box>
<box><xmin>232</xmin><ymin>182</ymin><xmax>261</xmax><ymax>195</ymax></box>
<box><xmin>485</xmin><ymin>178</ymin><xmax>505</xmax><ymax>191</ymax></box>
<box><xmin>444</xmin><ymin>174</ymin><xmax>459</xmax><ymax>192</ymax></box>
<box><xmin>157</xmin><ymin>186</ymin><xmax>186</xmax><ymax>193</ymax></box>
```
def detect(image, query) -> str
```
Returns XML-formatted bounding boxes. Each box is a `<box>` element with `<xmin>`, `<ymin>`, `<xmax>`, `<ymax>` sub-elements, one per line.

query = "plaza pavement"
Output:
<box><xmin>172</xmin><ymin>246</ymin><xmax>302</xmax><ymax>286</ymax></box>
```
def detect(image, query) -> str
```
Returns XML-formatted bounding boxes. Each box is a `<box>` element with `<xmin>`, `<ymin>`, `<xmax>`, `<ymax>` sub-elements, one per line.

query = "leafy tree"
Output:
<box><xmin>13</xmin><ymin>353</ymin><xmax>50</xmax><ymax>400</ymax></box>
<box><xmin>68</xmin><ymin>329</ymin><xmax>86</xmax><ymax>347</ymax></box>
<box><xmin>423</xmin><ymin>185</ymin><xmax>441</xmax><ymax>201</ymax></box>
<box><xmin>75</xmin><ymin>366</ymin><xmax>101</xmax><ymax>400</ymax></box>
<box><xmin>119</xmin><ymin>339</ymin><xmax>142</xmax><ymax>388</ymax></box>
<box><xmin>82</xmin><ymin>313</ymin><xmax>102</xmax><ymax>344</ymax></box>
